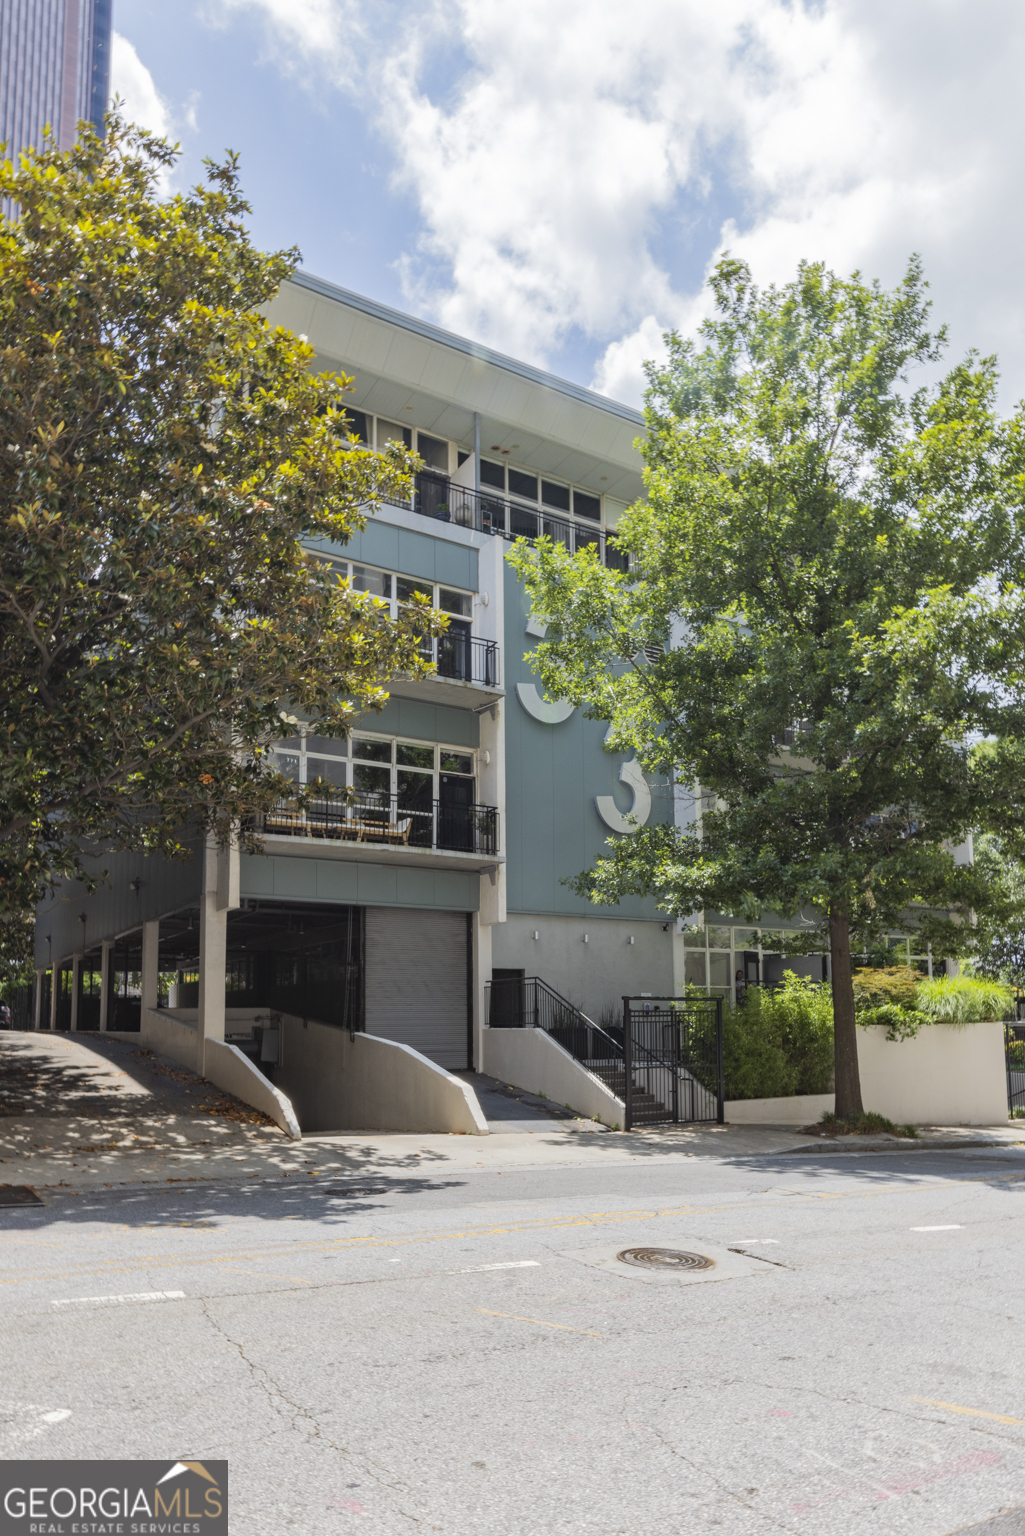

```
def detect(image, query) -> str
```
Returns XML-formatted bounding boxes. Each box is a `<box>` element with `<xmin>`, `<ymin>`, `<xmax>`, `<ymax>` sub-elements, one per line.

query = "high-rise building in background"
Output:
<box><xmin>1</xmin><ymin>0</ymin><xmax>112</xmax><ymax>163</ymax></box>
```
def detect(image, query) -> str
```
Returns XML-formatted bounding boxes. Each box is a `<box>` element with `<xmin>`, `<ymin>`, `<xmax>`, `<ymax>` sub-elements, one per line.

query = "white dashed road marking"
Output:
<box><xmin>52</xmin><ymin>1290</ymin><xmax>186</xmax><ymax>1308</ymax></box>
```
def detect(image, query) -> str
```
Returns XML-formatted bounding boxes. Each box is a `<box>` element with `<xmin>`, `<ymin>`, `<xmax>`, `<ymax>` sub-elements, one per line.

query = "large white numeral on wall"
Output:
<box><xmin>596</xmin><ymin>724</ymin><xmax>651</xmax><ymax>834</ymax></box>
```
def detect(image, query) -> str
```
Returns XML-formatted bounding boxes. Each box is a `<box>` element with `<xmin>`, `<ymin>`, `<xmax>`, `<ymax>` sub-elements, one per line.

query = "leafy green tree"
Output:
<box><xmin>0</xmin><ymin>118</ymin><xmax>439</xmax><ymax>919</ymax></box>
<box><xmin>509</xmin><ymin>256</ymin><xmax>1025</xmax><ymax>1117</ymax></box>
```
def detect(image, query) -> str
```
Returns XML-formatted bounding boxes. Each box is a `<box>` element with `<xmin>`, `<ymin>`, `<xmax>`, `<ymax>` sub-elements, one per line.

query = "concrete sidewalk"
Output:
<box><xmin>1</xmin><ymin>1031</ymin><xmax>1021</xmax><ymax>1197</ymax></box>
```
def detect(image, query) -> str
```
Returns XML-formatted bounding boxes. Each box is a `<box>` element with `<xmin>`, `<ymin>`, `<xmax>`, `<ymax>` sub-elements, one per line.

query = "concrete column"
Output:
<box><xmin>197</xmin><ymin>893</ymin><xmax>227</xmax><ymax>1076</ymax></box>
<box><xmin>49</xmin><ymin>965</ymin><xmax>58</xmax><ymax>1030</ymax></box>
<box><xmin>473</xmin><ymin>915</ymin><xmax>492</xmax><ymax>1073</ymax></box>
<box><xmin>140</xmin><ymin>920</ymin><xmax>160</xmax><ymax>1014</ymax></box>
<box><xmin>99</xmin><ymin>940</ymin><xmax>112</xmax><ymax>1031</ymax></box>
<box><xmin>33</xmin><ymin>971</ymin><xmax>44</xmax><ymax>1031</ymax></box>
<box><xmin>69</xmin><ymin>955</ymin><xmax>82</xmax><ymax>1031</ymax></box>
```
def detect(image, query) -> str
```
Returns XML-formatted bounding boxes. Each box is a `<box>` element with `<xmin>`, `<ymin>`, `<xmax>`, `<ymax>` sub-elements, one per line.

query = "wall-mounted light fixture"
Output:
<box><xmin>628</xmin><ymin>935</ymin><xmax>635</xmax><ymax>945</ymax></box>
<box><xmin>582</xmin><ymin>934</ymin><xmax>589</xmax><ymax>944</ymax></box>
<box><xmin>531</xmin><ymin>930</ymin><xmax>539</xmax><ymax>941</ymax></box>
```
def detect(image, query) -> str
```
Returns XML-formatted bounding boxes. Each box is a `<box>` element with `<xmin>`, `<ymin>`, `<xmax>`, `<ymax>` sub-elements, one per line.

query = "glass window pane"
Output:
<box><xmin>438</xmin><ymin>588</ymin><xmax>472</xmax><ymax>618</ymax></box>
<box><xmin>684</xmin><ymin>953</ymin><xmax>707</xmax><ymax>988</ymax></box>
<box><xmin>480</xmin><ymin>459</ymin><xmax>505</xmax><ymax>490</ymax></box>
<box><xmin>683</xmin><ymin>926</ymin><xmax>706</xmax><ymax>949</ymax></box>
<box><xmin>397</xmin><ymin>577</ymin><xmax>434</xmax><ymax>604</ymax></box>
<box><xmin>416</xmin><ymin>432</ymin><xmax>448</xmax><ymax>472</ymax></box>
<box><xmin>351</xmin><ymin>566</ymin><xmax>391</xmax><ymax>599</ymax></box>
<box><xmin>353</xmin><ymin>737</ymin><xmax>392</xmax><ymax>764</ymax></box>
<box><xmin>306</xmin><ymin>756</ymin><xmax>347</xmax><ymax>788</ymax></box>
<box><xmin>354</xmin><ymin>763</ymin><xmax>390</xmax><ymax>796</ymax></box>
<box><xmin>706</xmin><ymin>926</ymin><xmax>731</xmax><ymax>950</ymax></box>
<box><xmin>440</xmin><ymin>751</ymin><xmax>473</xmax><ymax>775</ymax></box>
<box><xmin>342</xmin><ymin>408</ymin><xmax>369</xmax><ymax>444</ymax></box>
<box><xmin>708</xmin><ymin>953</ymin><xmax>732</xmax><ymax>991</ymax></box>
<box><xmin>396</xmin><ymin>743</ymin><xmax>434</xmax><ymax>769</ymax></box>
<box><xmin>271</xmin><ymin>751</ymin><xmax>300</xmax><ymax>782</ymax></box>
<box><xmin>733</xmin><ymin>928</ymin><xmax>758</xmax><ymax>948</ymax></box>
<box><xmin>759</xmin><ymin>931</ymin><xmax>781</xmax><ymax>953</ymax></box>
<box><xmin>277</xmin><ymin>736</ymin><xmax>301</xmax><ymax>749</ymax></box>
<box><xmin>378</xmin><ymin>420</ymin><xmax>412</xmax><ymax>450</ymax></box>
<box><xmin>305</xmin><ymin>735</ymin><xmax>348</xmax><ymax>757</ymax></box>
<box><xmin>509</xmin><ymin>468</ymin><xmax>537</xmax><ymax>501</ymax></box>
<box><xmin>541</xmin><ymin>480</ymin><xmax>570</xmax><ymax>511</ymax></box>
<box><xmin>573</xmin><ymin>490</ymin><xmax>601</xmax><ymax>521</ymax></box>
<box><xmin>397</xmin><ymin>769</ymin><xmax>433</xmax><ymax>806</ymax></box>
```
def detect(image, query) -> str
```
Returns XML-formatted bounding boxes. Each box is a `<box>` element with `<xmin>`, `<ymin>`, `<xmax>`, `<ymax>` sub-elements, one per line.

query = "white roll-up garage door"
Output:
<box><xmin>364</xmin><ymin>908</ymin><xmax>470</xmax><ymax>1070</ymax></box>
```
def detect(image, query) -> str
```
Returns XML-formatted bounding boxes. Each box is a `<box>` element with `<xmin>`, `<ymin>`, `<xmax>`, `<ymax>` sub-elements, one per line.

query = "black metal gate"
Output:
<box><xmin>622</xmin><ymin>995</ymin><xmax>724</xmax><ymax>1130</ymax></box>
<box><xmin>1007</xmin><ymin>1024</ymin><xmax>1025</xmax><ymax>1118</ymax></box>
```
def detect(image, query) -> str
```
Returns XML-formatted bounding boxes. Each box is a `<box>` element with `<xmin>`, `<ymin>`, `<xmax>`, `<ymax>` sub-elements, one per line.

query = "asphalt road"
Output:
<box><xmin>2</xmin><ymin>1145</ymin><xmax>1025</xmax><ymax>1536</ymax></box>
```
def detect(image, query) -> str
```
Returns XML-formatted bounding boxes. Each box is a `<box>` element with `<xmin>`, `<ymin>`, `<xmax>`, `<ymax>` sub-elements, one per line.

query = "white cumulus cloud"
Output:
<box><xmin>110</xmin><ymin>32</ymin><xmax>172</xmax><ymax>140</ymax></box>
<box><xmin>210</xmin><ymin>0</ymin><xmax>1025</xmax><ymax>408</ymax></box>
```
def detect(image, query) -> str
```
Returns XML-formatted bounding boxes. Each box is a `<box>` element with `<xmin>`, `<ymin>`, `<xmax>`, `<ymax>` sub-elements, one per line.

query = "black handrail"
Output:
<box><xmin>384</xmin><ymin>474</ymin><xmax>629</xmax><ymax>571</ymax></box>
<box><xmin>435</xmin><ymin>631</ymin><xmax>500</xmax><ymax>686</ymax></box>
<box><xmin>485</xmin><ymin>975</ymin><xmax>626</xmax><ymax>1081</ymax></box>
<box><xmin>257</xmin><ymin>793</ymin><xmax>499</xmax><ymax>856</ymax></box>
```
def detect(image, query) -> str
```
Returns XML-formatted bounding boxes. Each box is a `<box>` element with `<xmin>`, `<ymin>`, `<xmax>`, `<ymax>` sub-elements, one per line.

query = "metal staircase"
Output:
<box><xmin>484</xmin><ymin>976</ymin><xmax>670</xmax><ymax>1122</ymax></box>
<box><xmin>485</xmin><ymin>978</ymin><xmax>724</xmax><ymax>1129</ymax></box>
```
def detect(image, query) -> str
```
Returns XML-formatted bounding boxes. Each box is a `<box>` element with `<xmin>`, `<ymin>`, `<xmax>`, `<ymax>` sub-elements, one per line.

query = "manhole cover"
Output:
<box><xmin>0</xmin><ymin>1185</ymin><xmax>44</xmax><ymax>1208</ymax></box>
<box><xmin>617</xmin><ymin>1246</ymin><xmax>714</xmax><ymax>1271</ymax></box>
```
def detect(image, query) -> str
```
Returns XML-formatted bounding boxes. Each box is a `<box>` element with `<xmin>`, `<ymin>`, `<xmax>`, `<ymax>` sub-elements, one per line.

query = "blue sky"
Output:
<box><xmin>112</xmin><ymin>0</ymin><xmax>1025</xmax><ymax>407</ymax></box>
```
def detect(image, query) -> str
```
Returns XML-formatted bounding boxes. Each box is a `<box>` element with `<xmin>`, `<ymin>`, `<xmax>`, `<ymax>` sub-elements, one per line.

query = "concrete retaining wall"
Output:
<box><xmin>482</xmin><ymin>1026</ymin><xmax>625</xmax><ymax>1127</ymax></box>
<box><xmin>134</xmin><ymin>1010</ymin><xmax>301</xmax><ymax>1139</ymax></box>
<box><xmin>723</xmin><ymin>1022</ymin><xmax>1008</xmax><ymax>1126</ymax></box>
<box><xmin>274</xmin><ymin>1015</ymin><xmax>489</xmax><ymax>1135</ymax></box>
<box><xmin>725</xmin><ymin>1093</ymin><xmax>834</xmax><ymax>1126</ymax></box>
<box><xmin>856</xmin><ymin>1020</ymin><xmax>1007</xmax><ymax>1126</ymax></box>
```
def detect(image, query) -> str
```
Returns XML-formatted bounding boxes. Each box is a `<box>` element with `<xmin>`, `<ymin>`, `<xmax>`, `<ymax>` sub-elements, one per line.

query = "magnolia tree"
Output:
<box><xmin>0</xmin><ymin>119</ymin><xmax>440</xmax><ymax>918</ymax></box>
<box><xmin>509</xmin><ymin>257</ymin><xmax>1025</xmax><ymax>1119</ymax></box>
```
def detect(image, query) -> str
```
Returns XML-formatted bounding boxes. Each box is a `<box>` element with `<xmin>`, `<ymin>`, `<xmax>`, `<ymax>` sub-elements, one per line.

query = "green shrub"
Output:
<box><xmin>856</xmin><ymin>1003</ymin><xmax>932</xmax><ymax>1041</ymax></box>
<box><xmin>724</xmin><ymin>971</ymin><xmax>834</xmax><ymax>1099</ymax></box>
<box><xmin>915</xmin><ymin>975</ymin><xmax>1013</xmax><ymax>1025</ymax></box>
<box><xmin>852</xmin><ymin>966</ymin><xmax>921</xmax><ymax>1010</ymax></box>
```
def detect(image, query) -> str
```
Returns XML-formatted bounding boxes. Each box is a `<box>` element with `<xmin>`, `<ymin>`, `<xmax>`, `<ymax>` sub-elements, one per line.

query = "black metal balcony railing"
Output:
<box><xmin>434</xmin><ymin>630</ymin><xmax>500</xmax><ymax>687</ymax></box>
<box><xmin>258</xmin><ymin>793</ymin><xmax>499</xmax><ymax>856</ymax></box>
<box><xmin>384</xmin><ymin>473</ymin><xmax>629</xmax><ymax>572</ymax></box>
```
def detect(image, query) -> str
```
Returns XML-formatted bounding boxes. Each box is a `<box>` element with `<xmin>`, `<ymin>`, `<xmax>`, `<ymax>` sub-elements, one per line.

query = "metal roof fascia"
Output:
<box><xmin>288</xmin><ymin>269</ymin><xmax>647</xmax><ymax>430</ymax></box>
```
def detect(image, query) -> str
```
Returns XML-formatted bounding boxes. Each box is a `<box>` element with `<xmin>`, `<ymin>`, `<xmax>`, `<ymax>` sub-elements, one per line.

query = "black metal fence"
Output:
<box><xmin>435</xmin><ymin>631</ymin><xmax>500</xmax><ymax>687</ymax></box>
<box><xmin>257</xmin><ymin>793</ymin><xmax>499</xmax><ymax>856</ymax></box>
<box><xmin>1</xmin><ymin>983</ymin><xmax>34</xmax><ymax>1029</ymax></box>
<box><xmin>622</xmin><ymin>995</ymin><xmax>724</xmax><ymax>1129</ymax></box>
<box><xmin>387</xmin><ymin>474</ymin><xmax>630</xmax><ymax>571</ymax></box>
<box><xmin>1007</xmin><ymin>1024</ymin><xmax>1025</xmax><ymax>1117</ymax></box>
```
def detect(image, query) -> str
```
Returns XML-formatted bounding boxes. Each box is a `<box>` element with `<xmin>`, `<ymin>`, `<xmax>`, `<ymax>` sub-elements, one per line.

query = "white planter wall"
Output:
<box><xmin>855</xmin><ymin>1020</ymin><xmax>1007</xmax><ymax>1126</ymax></box>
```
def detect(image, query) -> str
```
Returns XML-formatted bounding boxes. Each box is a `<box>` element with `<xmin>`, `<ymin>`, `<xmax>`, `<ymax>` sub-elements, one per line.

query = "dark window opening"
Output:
<box><xmin>541</xmin><ymin>480</ymin><xmax>570</xmax><ymax>512</ymax></box>
<box><xmin>342</xmin><ymin>408</ymin><xmax>369</xmax><ymax>444</ymax></box>
<box><xmin>480</xmin><ymin>459</ymin><xmax>505</xmax><ymax>490</ymax></box>
<box><xmin>416</xmin><ymin>432</ymin><xmax>449</xmax><ymax>472</ymax></box>
<box><xmin>509</xmin><ymin>468</ymin><xmax>538</xmax><ymax>501</ymax></box>
<box><xmin>573</xmin><ymin>490</ymin><xmax>601</xmax><ymax>521</ymax></box>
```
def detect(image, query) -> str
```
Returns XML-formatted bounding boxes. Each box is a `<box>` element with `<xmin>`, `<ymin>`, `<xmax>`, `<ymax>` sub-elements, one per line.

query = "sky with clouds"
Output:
<box><xmin>112</xmin><ymin>0</ymin><xmax>1025</xmax><ymax>408</ymax></box>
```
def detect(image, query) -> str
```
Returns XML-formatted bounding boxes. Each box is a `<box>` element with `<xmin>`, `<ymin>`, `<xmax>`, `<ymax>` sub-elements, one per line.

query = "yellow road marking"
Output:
<box><xmin>3</xmin><ymin>1173</ymin><xmax>1023</xmax><ymax>1290</ymax></box>
<box><xmin>477</xmin><ymin>1308</ymin><xmax>601</xmax><ymax>1337</ymax></box>
<box><xmin>913</xmin><ymin>1397</ymin><xmax>1025</xmax><ymax>1426</ymax></box>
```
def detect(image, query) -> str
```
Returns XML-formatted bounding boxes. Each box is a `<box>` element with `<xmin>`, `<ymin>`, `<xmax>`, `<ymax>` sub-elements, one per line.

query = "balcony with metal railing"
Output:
<box><xmin>254</xmin><ymin>791</ymin><xmax>500</xmax><ymax>870</ymax></box>
<box><xmin>383</xmin><ymin>472</ymin><xmax>629</xmax><ymax>570</ymax></box>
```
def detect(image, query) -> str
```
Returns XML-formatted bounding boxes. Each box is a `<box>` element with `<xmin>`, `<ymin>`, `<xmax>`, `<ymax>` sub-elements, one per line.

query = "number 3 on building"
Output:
<box><xmin>596</xmin><ymin>727</ymin><xmax>651</xmax><ymax>834</ymax></box>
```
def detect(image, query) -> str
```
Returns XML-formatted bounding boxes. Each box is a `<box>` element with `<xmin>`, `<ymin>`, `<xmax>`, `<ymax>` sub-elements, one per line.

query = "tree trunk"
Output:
<box><xmin>829</xmin><ymin>902</ymin><xmax>864</xmax><ymax>1120</ymax></box>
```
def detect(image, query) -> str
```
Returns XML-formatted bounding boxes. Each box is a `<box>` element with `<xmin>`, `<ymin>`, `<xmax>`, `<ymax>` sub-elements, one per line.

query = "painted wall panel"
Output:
<box><xmin>370</xmin><ymin>696</ymin><xmax>479</xmax><ymax>748</ymax></box>
<box><xmin>502</xmin><ymin>562</ymin><xmax>669</xmax><ymax>920</ymax></box>
<box><xmin>238</xmin><ymin>854</ymin><xmax>480</xmax><ymax>912</ymax></box>
<box><xmin>36</xmin><ymin>841</ymin><xmax>205</xmax><ymax>965</ymax></box>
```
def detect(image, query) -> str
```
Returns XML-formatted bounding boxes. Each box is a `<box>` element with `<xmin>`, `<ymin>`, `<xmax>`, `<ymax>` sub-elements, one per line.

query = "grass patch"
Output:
<box><xmin>809</xmin><ymin>1110</ymin><xmax>918</xmax><ymax>1139</ymax></box>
